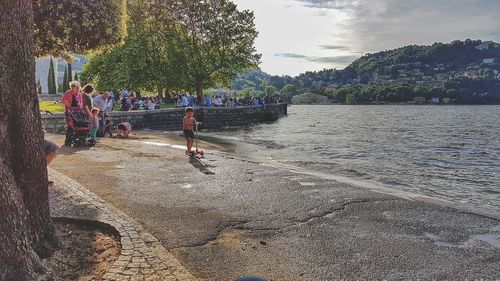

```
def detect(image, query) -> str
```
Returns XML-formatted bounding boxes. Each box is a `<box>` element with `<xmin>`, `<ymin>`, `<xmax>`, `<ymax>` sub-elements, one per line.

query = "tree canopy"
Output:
<box><xmin>81</xmin><ymin>0</ymin><xmax>261</xmax><ymax>95</ymax></box>
<box><xmin>33</xmin><ymin>0</ymin><xmax>127</xmax><ymax>58</ymax></box>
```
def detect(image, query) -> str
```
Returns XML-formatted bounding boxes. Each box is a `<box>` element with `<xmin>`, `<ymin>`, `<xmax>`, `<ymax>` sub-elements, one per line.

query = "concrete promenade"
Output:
<box><xmin>49</xmin><ymin>168</ymin><xmax>196</xmax><ymax>281</ymax></box>
<box><xmin>47</xmin><ymin>132</ymin><xmax>500</xmax><ymax>280</ymax></box>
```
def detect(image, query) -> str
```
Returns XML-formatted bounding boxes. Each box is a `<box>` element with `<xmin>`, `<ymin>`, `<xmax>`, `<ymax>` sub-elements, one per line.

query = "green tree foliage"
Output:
<box><xmin>280</xmin><ymin>84</ymin><xmax>298</xmax><ymax>102</ymax></box>
<box><xmin>265</xmin><ymin>85</ymin><xmax>277</xmax><ymax>96</ymax></box>
<box><xmin>333</xmin><ymin>88</ymin><xmax>351</xmax><ymax>103</ymax></box>
<box><xmin>73</xmin><ymin>72</ymin><xmax>78</xmax><ymax>81</ymax></box>
<box><xmin>33</xmin><ymin>0</ymin><xmax>128</xmax><ymax>57</ymax></box>
<box><xmin>82</xmin><ymin>0</ymin><xmax>260</xmax><ymax>96</ymax></box>
<box><xmin>169</xmin><ymin>0</ymin><xmax>261</xmax><ymax>94</ymax></box>
<box><xmin>47</xmin><ymin>57</ymin><xmax>56</xmax><ymax>94</ymax></box>
<box><xmin>346</xmin><ymin>93</ymin><xmax>358</xmax><ymax>104</ymax></box>
<box><xmin>80</xmin><ymin>0</ymin><xmax>188</xmax><ymax>92</ymax></box>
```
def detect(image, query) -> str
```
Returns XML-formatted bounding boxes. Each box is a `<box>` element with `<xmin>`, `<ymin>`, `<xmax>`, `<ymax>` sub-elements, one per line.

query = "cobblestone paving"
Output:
<box><xmin>48</xmin><ymin>168</ymin><xmax>197</xmax><ymax>281</ymax></box>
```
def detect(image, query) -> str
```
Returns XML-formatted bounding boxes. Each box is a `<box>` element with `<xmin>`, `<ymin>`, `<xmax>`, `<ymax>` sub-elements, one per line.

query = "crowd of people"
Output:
<box><xmin>61</xmin><ymin>81</ymin><xmax>131</xmax><ymax>146</ymax></box>
<box><xmin>171</xmin><ymin>93</ymin><xmax>283</xmax><ymax>108</ymax></box>
<box><xmin>57</xmin><ymin>83</ymin><xmax>284</xmax><ymax>146</ymax></box>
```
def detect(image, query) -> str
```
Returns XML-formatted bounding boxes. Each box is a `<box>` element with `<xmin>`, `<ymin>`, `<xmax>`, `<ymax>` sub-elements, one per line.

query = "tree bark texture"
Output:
<box><xmin>0</xmin><ymin>0</ymin><xmax>57</xmax><ymax>280</ymax></box>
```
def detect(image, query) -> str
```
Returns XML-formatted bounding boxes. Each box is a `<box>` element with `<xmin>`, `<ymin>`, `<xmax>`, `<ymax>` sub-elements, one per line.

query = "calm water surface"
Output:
<box><xmin>207</xmin><ymin>105</ymin><xmax>500</xmax><ymax>215</ymax></box>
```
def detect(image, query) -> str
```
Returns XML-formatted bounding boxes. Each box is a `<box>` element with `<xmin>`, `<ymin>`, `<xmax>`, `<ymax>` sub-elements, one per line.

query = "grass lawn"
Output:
<box><xmin>40</xmin><ymin>101</ymin><xmax>176</xmax><ymax>113</ymax></box>
<box><xmin>40</xmin><ymin>101</ymin><xmax>65</xmax><ymax>113</ymax></box>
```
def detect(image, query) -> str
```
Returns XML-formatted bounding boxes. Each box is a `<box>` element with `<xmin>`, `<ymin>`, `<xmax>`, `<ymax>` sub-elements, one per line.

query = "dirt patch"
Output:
<box><xmin>38</xmin><ymin>219</ymin><xmax>121</xmax><ymax>281</ymax></box>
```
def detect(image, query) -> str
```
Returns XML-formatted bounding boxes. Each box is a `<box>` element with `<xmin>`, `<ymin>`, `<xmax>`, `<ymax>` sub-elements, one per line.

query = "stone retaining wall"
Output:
<box><xmin>42</xmin><ymin>104</ymin><xmax>288</xmax><ymax>134</ymax></box>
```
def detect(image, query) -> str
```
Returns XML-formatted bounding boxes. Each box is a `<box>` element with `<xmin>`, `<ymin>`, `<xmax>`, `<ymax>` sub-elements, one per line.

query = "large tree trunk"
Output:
<box><xmin>0</xmin><ymin>0</ymin><xmax>57</xmax><ymax>280</ymax></box>
<box><xmin>195</xmin><ymin>79</ymin><xmax>203</xmax><ymax>96</ymax></box>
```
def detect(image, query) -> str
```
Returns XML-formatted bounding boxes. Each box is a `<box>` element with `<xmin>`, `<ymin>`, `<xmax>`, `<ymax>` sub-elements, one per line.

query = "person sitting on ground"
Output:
<box><xmin>227</xmin><ymin>98</ymin><xmax>236</xmax><ymax>107</ymax></box>
<box><xmin>181</xmin><ymin>94</ymin><xmax>189</xmax><ymax>107</ymax></box>
<box><xmin>214</xmin><ymin>95</ymin><xmax>222</xmax><ymax>107</ymax></box>
<box><xmin>117</xmin><ymin>122</ymin><xmax>132</xmax><ymax>138</ymax></box>
<box><xmin>183</xmin><ymin>107</ymin><xmax>202</xmax><ymax>156</ymax></box>
<box><xmin>147</xmin><ymin>97</ymin><xmax>156</xmax><ymax>110</ymax></box>
<box><xmin>120</xmin><ymin>95</ymin><xmax>132</xmax><ymax>111</ymax></box>
<box><xmin>44</xmin><ymin>140</ymin><xmax>59</xmax><ymax>186</ymax></box>
<box><xmin>203</xmin><ymin>95</ymin><xmax>212</xmax><ymax>107</ymax></box>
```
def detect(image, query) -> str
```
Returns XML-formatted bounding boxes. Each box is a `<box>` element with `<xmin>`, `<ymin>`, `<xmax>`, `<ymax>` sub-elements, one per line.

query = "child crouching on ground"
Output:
<box><xmin>183</xmin><ymin>107</ymin><xmax>202</xmax><ymax>156</ymax></box>
<box><xmin>117</xmin><ymin>122</ymin><xmax>132</xmax><ymax>138</ymax></box>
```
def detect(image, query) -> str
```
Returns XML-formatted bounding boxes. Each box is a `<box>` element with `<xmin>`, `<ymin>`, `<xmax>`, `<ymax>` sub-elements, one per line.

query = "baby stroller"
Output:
<box><xmin>67</xmin><ymin>107</ymin><xmax>95</xmax><ymax>147</ymax></box>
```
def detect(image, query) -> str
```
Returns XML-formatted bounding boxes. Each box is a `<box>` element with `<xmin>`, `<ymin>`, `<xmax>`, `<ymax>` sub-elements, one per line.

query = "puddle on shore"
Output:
<box><xmin>472</xmin><ymin>234</ymin><xmax>500</xmax><ymax>248</ymax></box>
<box><xmin>424</xmin><ymin>232</ymin><xmax>500</xmax><ymax>249</ymax></box>
<box><xmin>298</xmin><ymin>182</ymin><xmax>317</xmax><ymax>186</ymax></box>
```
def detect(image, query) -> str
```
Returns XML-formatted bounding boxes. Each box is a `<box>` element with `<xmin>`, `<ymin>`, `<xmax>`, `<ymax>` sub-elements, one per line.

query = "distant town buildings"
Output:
<box><xmin>475</xmin><ymin>43</ymin><xmax>489</xmax><ymax>51</ymax></box>
<box><xmin>482</xmin><ymin>58</ymin><xmax>495</xmax><ymax>64</ymax></box>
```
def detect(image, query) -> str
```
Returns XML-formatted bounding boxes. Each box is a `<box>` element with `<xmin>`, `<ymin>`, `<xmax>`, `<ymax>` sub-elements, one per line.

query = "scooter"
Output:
<box><xmin>194</xmin><ymin>122</ymin><xmax>204</xmax><ymax>158</ymax></box>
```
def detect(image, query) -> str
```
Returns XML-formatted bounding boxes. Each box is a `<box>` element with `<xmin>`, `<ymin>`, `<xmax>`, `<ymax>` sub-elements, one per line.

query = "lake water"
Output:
<box><xmin>206</xmin><ymin>105</ymin><xmax>500</xmax><ymax>216</ymax></box>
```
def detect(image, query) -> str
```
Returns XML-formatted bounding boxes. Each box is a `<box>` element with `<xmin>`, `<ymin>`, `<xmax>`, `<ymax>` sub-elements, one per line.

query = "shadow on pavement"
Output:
<box><xmin>189</xmin><ymin>157</ymin><xmax>215</xmax><ymax>175</ymax></box>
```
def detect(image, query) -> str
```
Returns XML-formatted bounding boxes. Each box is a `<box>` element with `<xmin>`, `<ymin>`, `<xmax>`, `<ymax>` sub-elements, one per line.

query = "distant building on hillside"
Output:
<box><xmin>482</xmin><ymin>58</ymin><xmax>495</xmax><ymax>64</ymax></box>
<box><xmin>475</xmin><ymin>43</ymin><xmax>489</xmax><ymax>51</ymax></box>
<box><xmin>413</xmin><ymin>96</ymin><xmax>426</xmax><ymax>103</ymax></box>
<box><xmin>430</xmin><ymin>97</ymin><xmax>440</xmax><ymax>104</ymax></box>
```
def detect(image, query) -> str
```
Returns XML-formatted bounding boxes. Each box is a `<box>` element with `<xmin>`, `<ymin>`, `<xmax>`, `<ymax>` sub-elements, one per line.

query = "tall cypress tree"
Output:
<box><xmin>47</xmin><ymin>57</ymin><xmax>56</xmax><ymax>95</ymax></box>
<box><xmin>62</xmin><ymin>64</ymin><xmax>68</xmax><ymax>92</ymax></box>
<box><xmin>67</xmin><ymin>62</ymin><xmax>72</xmax><ymax>84</ymax></box>
<box><xmin>74</xmin><ymin>72</ymin><xmax>78</xmax><ymax>81</ymax></box>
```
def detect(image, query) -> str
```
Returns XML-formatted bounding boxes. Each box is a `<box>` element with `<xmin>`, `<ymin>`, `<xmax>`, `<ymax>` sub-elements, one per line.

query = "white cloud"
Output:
<box><xmin>232</xmin><ymin>0</ymin><xmax>500</xmax><ymax>76</ymax></box>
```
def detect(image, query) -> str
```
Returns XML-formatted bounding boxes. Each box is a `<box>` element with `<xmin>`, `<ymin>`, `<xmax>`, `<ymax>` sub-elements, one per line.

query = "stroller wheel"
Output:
<box><xmin>87</xmin><ymin>139</ymin><xmax>96</xmax><ymax>147</ymax></box>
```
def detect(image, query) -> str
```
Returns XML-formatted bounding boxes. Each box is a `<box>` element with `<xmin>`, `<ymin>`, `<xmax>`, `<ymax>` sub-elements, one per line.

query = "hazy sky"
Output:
<box><xmin>232</xmin><ymin>0</ymin><xmax>500</xmax><ymax>76</ymax></box>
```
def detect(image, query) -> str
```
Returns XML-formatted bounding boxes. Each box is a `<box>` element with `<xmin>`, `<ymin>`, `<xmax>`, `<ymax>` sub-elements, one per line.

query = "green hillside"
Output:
<box><xmin>233</xmin><ymin>40</ymin><xmax>500</xmax><ymax>104</ymax></box>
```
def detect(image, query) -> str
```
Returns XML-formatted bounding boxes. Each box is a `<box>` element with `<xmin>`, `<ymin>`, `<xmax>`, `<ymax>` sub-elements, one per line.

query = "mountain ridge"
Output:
<box><xmin>232</xmin><ymin>39</ymin><xmax>500</xmax><ymax>104</ymax></box>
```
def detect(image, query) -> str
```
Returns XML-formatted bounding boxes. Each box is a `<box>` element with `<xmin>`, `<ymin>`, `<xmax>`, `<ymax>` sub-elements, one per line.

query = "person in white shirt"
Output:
<box><xmin>147</xmin><ymin>97</ymin><xmax>156</xmax><ymax>110</ymax></box>
<box><xmin>181</xmin><ymin>95</ymin><xmax>189</xmax><ymax>107</ymax></box>
<box><xmin>214</xmin><ymin>96</ymin><xmax>222</xmax><ymax>107</ymax></box>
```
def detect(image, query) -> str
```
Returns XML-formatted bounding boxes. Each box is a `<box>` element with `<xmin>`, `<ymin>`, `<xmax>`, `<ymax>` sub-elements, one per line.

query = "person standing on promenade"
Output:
<box><xmin>81</xmin><ymin>84</ymin><xmax>95</xmax><ymax>118</ymax></box>
<box><xmin>89</xmin><ymin>108</ymin><xmax>99</xmax><ymax>142</ymax></box>
<box><xmin>183</xmin><ymin>107</ymin><xmax>202</xmax><ymax>156</ymax></box>
<box><xmin>93</xmin><ymin>92</ymin><xmax>112</xmax><ymax>136</ymax></box>
<box><xmin>61</xmin><ymin>81</ymin><xmax>83</xmax><ymax>145</ymax></box>
<box><xmin>93</xmin><ymin>91</ymin><xmax>111</xmax><ymax>113</ymax></box>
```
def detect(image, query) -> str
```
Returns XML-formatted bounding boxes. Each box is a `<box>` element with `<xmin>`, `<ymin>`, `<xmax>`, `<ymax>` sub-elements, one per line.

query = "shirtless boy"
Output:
<box><xmin>183</xmin><ymin>107</ymin><xmax>202</xmax><ymax>156</ymax></box>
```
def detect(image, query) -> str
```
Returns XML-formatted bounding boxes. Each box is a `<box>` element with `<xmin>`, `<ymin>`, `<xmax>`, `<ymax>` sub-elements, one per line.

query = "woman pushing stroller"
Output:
<box><xmin>61</xmin><ymin>81</ymin><xmax>83</xmax><ymax>145</ymax></box>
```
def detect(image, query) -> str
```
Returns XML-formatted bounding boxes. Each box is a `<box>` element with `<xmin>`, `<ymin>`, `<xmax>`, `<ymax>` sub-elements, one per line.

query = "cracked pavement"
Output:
<box><xmin>47</xmin><ymin>132</ymin><xmax>500</xmax><ymax>281</ymax></box>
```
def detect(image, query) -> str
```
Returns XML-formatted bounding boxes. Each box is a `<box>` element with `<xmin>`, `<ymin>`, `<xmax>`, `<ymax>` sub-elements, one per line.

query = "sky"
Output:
<box><xmin>232</xmin><ymin>0</ymin><xmax>500</xmax><ymax>76</ymax></box>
